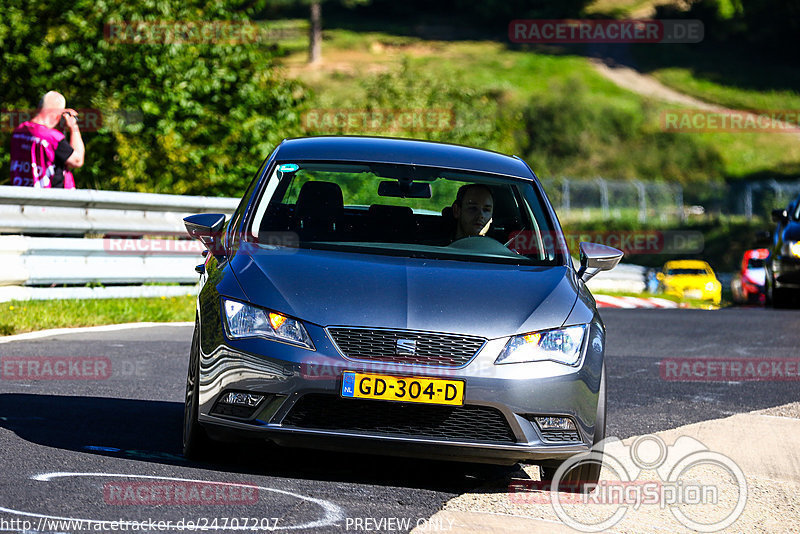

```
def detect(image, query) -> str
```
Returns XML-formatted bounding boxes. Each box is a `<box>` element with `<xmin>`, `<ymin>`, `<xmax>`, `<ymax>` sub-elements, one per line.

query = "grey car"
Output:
<box><xmin>182</xmin><ymin>136</ymin><xmax>622</xmax><ymax>489</ymax></box>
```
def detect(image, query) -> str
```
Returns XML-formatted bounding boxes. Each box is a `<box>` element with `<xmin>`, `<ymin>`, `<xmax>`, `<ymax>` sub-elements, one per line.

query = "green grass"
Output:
<box><xmin>281</xmin><ymin>29</ymin><xmax>800</xmax><ymax>182</ymax></box>
<box><xmin>649</xmin><ymin>68</ymin><xmax>800</xmax><ymax>113</ymax></box>
<box><xmin>0</xmin><ymin>296</ymin><xmax>195</xmax><ymax>337</ymax></box>
<box><xmin>634</xmin><ymin>44</ymin><xmax>800</xmax><ymax>113</ymax></box>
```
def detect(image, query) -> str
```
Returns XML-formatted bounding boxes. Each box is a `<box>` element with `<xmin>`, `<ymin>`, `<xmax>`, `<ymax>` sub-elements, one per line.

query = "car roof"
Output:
<box><xmin>665</xmin><ymin>260</ymin><xmax>711</xmax><ymax>269</ymax></box>
<box><xmin>274</xmin><ymin>136</ymin><xmax>535</xmax><ymax>179</ymax></box>
<box><xmin>744</xmin><ymin>248</ymin><xmax>769</xmax><ymax>260</ymax></box>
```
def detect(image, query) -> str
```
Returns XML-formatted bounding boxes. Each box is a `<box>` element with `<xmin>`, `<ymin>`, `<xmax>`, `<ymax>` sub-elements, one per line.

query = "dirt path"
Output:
<box><xmin>592</xmin><ymin>58</ymin><xmax>800</xmax><ymax>137</ymax></box>
<box><xmin>591</xmin><ymin>59</ymin><xmax>722</xmax><ymax>110</ymax></box>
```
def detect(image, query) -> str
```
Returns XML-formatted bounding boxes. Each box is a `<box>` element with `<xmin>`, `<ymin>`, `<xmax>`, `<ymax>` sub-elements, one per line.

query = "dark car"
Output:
<box><xmin>182</xmin><ymin>136</ymin><xmax>622</xmax><ymax>489</ymax></box>
<box><xmin>766</xmin><ymin>194</ymin><xmax>800</xmax><ymax>308</ymax></box>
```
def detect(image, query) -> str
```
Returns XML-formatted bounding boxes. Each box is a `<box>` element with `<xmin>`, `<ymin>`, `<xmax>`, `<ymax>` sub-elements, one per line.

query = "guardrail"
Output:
<box><xmin>0</xmin><ymin>185</ymin><xmax>239</xmax><ymax>235</ymax></box>
<box><xmin>585</xmin><ymin>263</ymin><xmax>646</xmax><ymax>294</ymax></box>
<box><xmin>0</xmin><ymin>187</ymin><xmax>238</xmax><ymax>302</ymax></box>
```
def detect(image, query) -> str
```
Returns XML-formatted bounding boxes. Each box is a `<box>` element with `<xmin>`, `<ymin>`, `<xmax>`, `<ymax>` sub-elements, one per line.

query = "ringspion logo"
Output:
<box><xmin>510</xmin><ymin>435</ymin><xmax>747</xmax><ymax>532</ymax></box>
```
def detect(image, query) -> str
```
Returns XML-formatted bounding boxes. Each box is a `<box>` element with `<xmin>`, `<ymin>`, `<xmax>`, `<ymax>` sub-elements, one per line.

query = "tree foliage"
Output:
<box><xmin>0</xmin><ymin>0</ymin><xmax>306</xmax><ymax>195</ymax></box>
<box><xmin>666</xmin><ymin>0</ymin><xmax>798</xmax><ymax>57</ymax></box>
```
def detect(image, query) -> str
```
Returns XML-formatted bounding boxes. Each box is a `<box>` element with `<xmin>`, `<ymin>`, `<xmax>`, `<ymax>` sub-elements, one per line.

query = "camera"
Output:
<box><xmin>58</xmin><ymin>110</ymin><xmax>78</xmax><ymax>130</ymax></box>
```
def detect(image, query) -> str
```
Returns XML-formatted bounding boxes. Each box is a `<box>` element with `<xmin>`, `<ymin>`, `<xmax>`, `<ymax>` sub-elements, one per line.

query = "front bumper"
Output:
<box><xmin>664</xmin><ymin>286</ymin><xmax>721</xmax><ymax>303</ymax></box>
<box><xmin>195</xmin><ymin>320</ymin><xmax>604</xmax><ymax>465</ymax></box>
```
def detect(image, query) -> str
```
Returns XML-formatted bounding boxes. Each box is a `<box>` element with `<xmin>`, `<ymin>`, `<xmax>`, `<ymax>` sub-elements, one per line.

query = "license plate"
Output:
<box><xmin>341</xmin><ymin>372</ymin><xmax>464</xmax><ymax>406</ymax></box>
<box><xmin>684</xmin><ymin>289</ymin><xmax>702</xmax><ymax>299</ymax></box>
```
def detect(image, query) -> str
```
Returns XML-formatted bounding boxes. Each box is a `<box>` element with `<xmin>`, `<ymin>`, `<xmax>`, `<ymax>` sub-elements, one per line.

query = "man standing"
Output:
<box><xmin>9</xmin><ymin>91</ymin><xmax>84</xmax><ymax>188</ymax></box>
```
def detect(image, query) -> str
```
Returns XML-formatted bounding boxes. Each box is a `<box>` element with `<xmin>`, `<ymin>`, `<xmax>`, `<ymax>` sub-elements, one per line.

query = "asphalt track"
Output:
<box><xmin>0</xmin><ymin>307</ymin><xmax>798</xmax><ymax>533</ymax></box>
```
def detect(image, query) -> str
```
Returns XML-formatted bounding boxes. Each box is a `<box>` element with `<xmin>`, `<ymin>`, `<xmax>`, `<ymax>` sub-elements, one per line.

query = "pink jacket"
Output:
<box><xmin>10</xmin><ymin>121</ymin><xmax>75</xmax><ymax>189</ymax></box>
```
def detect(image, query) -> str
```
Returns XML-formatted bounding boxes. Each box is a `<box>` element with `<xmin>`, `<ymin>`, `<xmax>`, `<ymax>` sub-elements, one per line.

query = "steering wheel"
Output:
<box><xmin>447</xmin><ymin>235</ymin><xmax>523</xmax><ymax>257</ymax></box>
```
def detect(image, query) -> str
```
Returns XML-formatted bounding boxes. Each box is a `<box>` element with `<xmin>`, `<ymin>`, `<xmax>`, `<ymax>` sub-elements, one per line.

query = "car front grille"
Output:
<box><xmin>282</xmin><ymin>394</ymin><xmax>516</xmax><ymax>443</ymax></box>
<box><xmin>327</xmin><ymin>327</ymin><xmax>485</xmax><ymax>367</ymax></box>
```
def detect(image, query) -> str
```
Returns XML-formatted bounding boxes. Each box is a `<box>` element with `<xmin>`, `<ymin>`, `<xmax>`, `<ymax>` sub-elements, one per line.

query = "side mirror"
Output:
<box><xmin>656</xmin><ymin>272</ymin><xmax>665</xmax><ymax>281</ymax></box>
<box><xmin>771</xmin><ymin>209</ymin><xmax>788</xmax><ymax>223</ymax></box>
<box><xmin>184</xmin><ymin>213</ymin><xmax>226</xmax><ymax>256</ymax></box>
<box><xmin>577</xmin><ymin>242</ymin><xmax>624</xmax><ymax>282</ymax></box>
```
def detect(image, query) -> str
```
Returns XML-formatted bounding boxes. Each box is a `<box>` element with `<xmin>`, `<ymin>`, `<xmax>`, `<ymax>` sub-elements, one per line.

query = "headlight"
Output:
<box><xmin>705</xmin><ymin>281</ymin><xmax>717</xmax><ymax>291</ymax></box>
<box><xmin>784</xmin><ymin>241</ymin><xmax>800</xmax><ymax>258</ymax></box>
<box><xmin>495</xmin><ymin>325</ymin><xmax>587</xmax><ymax>366</ymax></box>
<box><xmin>222</xmin><ymin>299</ymin><xmax>314</xmax><ymax>349</ymax></box>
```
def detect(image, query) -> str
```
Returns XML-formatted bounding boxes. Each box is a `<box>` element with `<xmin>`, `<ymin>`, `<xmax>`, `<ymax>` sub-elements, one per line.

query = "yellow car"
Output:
<box><xmin>657</xmin><ymin>260</ymin><xmax>722</xmax><ymax>304</ymax></box>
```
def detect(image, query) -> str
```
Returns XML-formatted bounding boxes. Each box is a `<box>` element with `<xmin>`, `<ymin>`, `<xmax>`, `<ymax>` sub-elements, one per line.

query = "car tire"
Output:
<box><xmin>540</xmin><ymin>363</ymin><xmax>606</xmax><ymax>493</ymax></box>
<box><xmin>183</xmin><ymin>321</ymin><xmax>217</xmax><ymax>461</ymax></box>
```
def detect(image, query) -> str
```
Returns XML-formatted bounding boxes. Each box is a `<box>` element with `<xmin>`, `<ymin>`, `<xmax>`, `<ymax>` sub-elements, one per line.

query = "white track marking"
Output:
<box><xmin>0</xmin><ymin>322</ymin><xmax>194</xmax><ymax>344</ymax></box>
<box><xmin>1</xmin><ymin>472</ymin><xmax>345</xmax><ymax>530</ymax></box>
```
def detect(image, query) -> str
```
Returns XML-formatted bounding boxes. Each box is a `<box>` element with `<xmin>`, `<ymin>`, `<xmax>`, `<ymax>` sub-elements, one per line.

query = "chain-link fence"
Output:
<box><xmin>729</xmin><ymin>180</ymin><xmax>800</xmax><ymax>219</ymax></box>
<box><xmin>540</xmin><ymin>177</ymin><xmax>684</xmax><ymax>223</ymax></box>
<box><xmin>540</xmin><ymin>177</ymin><xmax>800</xmax><ymax>222</ymax></box>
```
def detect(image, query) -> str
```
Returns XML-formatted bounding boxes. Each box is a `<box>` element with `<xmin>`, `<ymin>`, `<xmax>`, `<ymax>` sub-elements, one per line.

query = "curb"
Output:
<box><xmin>0</xmin><ymin>321</ymin><xmax>194</xmax><ymax>344</ymax></box>
<box><xmin>594</xmin><ymin>295</ymin><xmax>678</xmax><ymax>309</ymax></box>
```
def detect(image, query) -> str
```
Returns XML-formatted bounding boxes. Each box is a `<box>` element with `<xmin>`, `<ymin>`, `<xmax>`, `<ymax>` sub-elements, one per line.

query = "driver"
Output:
<box><xmin>452</xmin><ymin>184</ymin><xmax>493</xmax><ymax>240</ymax></box>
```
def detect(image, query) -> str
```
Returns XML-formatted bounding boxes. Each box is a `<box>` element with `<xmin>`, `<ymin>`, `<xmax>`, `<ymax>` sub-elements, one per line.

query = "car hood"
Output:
<box><xmin>229</xmin><ymin>243</ymin><xmax>578</xmax><ymax>340</ymax></box>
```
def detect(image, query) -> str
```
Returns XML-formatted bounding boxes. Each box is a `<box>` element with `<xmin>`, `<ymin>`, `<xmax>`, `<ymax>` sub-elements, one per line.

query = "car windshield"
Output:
<box><xmin>747</xmin><ymin>258</ymin><xmax>765</xmax><ymax>269</ymax></box>
<box><xmin>248</xmin><ymin>162</ymin><xmax>564</xmax><ymax>265</ymax></box>
<box><xmin>666</xmin><ymin>268</ymin><xmax>709</xmax><ymax>276</ymax></box>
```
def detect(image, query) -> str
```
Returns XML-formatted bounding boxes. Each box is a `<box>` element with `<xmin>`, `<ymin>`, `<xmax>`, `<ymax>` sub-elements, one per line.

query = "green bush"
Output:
<box><xmin>518</xmin><ymin>78</ymin><xmax>726</xmax><ymax>185</ymax></box>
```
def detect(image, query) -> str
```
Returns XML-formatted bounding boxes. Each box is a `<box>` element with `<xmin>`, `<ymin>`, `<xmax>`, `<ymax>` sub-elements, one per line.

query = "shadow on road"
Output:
<box><xmin>0</xmin><ymin>393</ymin><xmax>522</xmax><ymax>492</ymax></box>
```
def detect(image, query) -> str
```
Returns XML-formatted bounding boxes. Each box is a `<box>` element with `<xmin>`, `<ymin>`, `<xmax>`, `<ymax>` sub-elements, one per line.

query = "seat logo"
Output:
<box><xmin>396</xmin><ymin>339</ymin><xmax>417</xmax><ymax>356</ymax></box>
